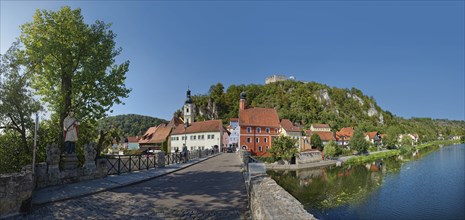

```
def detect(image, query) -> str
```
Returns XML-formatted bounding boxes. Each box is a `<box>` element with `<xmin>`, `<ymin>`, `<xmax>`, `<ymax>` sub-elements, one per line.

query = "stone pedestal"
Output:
<box><xmin>61</xmin><ymin>154</ymin><xmax>79</xmax><ymax>170</ymax></box>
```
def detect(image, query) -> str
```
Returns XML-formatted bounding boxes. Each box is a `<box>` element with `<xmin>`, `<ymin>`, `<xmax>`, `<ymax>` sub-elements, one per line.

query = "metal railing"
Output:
<box><xmin>104</xmin><ymin>149</ymin><xmax>218</xmax><ymax>175</ymax></box>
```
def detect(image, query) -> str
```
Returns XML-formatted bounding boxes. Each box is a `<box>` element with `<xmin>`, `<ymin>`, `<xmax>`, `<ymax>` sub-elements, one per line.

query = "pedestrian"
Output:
<box><xmin>182</xmin><ymin>144</ymin><xmax>188</xmax><ymax>163</ymax></box>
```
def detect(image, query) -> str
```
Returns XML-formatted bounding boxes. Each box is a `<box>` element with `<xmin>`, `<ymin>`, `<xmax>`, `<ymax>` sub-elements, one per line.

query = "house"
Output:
<box><xmin>306</xmin><ymin>130</ymin><xmax>336</xmax><ymax>147</ymax></box>
<box><xmin>170</xmin><ymin>120</ymin><xmax>229</xmax><ymax>152</ymax></box>
<box><xmin>169</xmin><ymin>89</ymin><xmax>229</xmax><ymax>153</ymax></box>
<box><xmin>139</xmin><ymin>124</ymin><xmax>172</xmax><ymax>152</ymax></box>
<box><xmin>364</xmin><ymin>132</ymin><xmax>382</xmax><ymax>145</ymax></box>
<box><xmin>280</xmin><ymin>119</ymin><xmax>303</xmax><ymax>150</ymax></box>
<box><xmin>310</xmin><ymin>124</ymin><xmax>331</xmax><ymax>132</ymax></box>
<box><xmin>227</xmin><ymin>118</ymin><xmax>240</xmax><ymax>150</ymax></box>
<box><xmin>398</xmin><ymin>133</ymin><xmax>419</xmax><ymax>146</ymax></box>
<box><xmin>126</xmin><ymin>136</ymin><xmax>140</xmax><ymax>150</ymax></box>
<box><xmin>139</xmin><ymin>116</ymin><xmax>182</xmax><ymax>152</ymax></box>
<box><xmin>238</xmin><ymin>91</ymin><xmax>281</xmax><ymax>157</ymax></box>
<box><xmin>336</xmin><ymin>127</ymin><xmax>354</xmax><ymax>147</ymax></box>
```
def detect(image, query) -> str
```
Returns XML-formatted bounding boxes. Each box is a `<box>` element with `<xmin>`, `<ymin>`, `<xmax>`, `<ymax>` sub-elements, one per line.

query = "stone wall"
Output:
<box><xmin>34</xmin><ymin>158</ymin><xmax>108</xmax><ymax>189</ymax></box>
<box><xmin>0</xmin><ymin>166</ymin><xmax>34</xmax><ymax>218</ymax></box>
<box><xmin>242</xmin><ymin>151</ymin><xmax>317</xmax><ymax>220</ymax></box>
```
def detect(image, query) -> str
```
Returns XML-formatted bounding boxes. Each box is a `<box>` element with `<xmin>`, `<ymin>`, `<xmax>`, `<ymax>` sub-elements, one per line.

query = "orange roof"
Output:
<box><xmin>167</xmin><ymin>116</ymin><xmax>183</xmax><ymax>128</ymax></box>
<box><xmin>139</xmin><ymin>124</ymin><xmax>172</xmax><ymax>144</ymax></box>
<box><xmin>127</xmin><ymin>136</ymin><xmax>139</xmax><ymax>143</ymax></box>
<box><xmin>364</xmin><ymin>132</ymin><xmax>379</xmax><ymax>140</ymax></box>
<box><xmin>306</xmin><ymin>131</ymin><xmax>335</xmax><ymax>141</ymax></box>
<box><xmin>281</xmin><ymin>119</ymin><xmax>302</xmax><ymax>132</ymax></box>
<box><xmin>171</xmin><ymin>120</ymin><xmax>227</xmax><ymax>135</ymax></box>
<box><xmin>336</xmin><ymin>127</ymin><xmax>354</xmax><ymax>140</ymax></box>
<box><xmin>311</xmin><ymin>124</ymin><xmax>330</xmax><ymax>129</ymax></box>
<box><xmin>239</xmin><ymin>107</ymin><xmax>280</xmax><ymax>127</ymax></box>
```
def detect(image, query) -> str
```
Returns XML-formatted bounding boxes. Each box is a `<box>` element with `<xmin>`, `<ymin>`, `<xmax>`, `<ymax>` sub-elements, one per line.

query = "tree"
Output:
<box><xmin>0</xmin><ymin>41</ymin><xmax>42</xmax><ymax>152</ymax></box>
<box><xmin>383</xmin><ymin>126</ymin><xmax>401</xmax><ymax>149</ymax></box>
<box><xmin>323</xmin><ymin>140</ymin><xmax>337</xmax><ymax>158</ymax></box>
<box><xmin>268</xmin><ymin>135</ymin><xmax>298</xmax><ymax>164</ymax></box>
<box><xmin>350</xmin><ymin>128</ymin><xmax>369</xmax><ymax>154</ymax></box>
<box><xmin>19</xmin><ymin>6</ymin><xmax>131</xmax><ymax>138</ymax></box>
<box><xmin>310</xmin><ymin>133</ymin><xmax>323</xmax><ymax>151</ymax></box>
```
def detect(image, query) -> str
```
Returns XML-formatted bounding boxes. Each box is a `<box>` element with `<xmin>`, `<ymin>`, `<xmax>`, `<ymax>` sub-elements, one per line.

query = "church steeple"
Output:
<box><xmin>184</xmin><ymin>88</ymin><xmax>195</xmax><ymax>124</ymax></box>
<box><xmin>239</xmin><ymin>91</ymin><xmax>246</xmax><ymax>111</ymax></box>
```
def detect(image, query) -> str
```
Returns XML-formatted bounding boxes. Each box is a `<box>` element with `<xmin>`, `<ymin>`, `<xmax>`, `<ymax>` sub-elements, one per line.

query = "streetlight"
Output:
<box><xmin>184</xmin><ymin>121</ymin><xmax>189</xmax><ymax>148</ymax></box>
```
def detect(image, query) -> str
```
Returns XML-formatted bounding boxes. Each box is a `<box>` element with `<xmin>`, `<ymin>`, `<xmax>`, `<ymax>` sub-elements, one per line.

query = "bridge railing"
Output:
<box><xmin>104</xmin><ymin>149</ymin><xmax>219</xmax><ymax>175</ymax></box>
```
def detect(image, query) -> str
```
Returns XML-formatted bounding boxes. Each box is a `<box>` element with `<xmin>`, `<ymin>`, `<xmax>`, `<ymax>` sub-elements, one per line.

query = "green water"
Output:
<box><xmin>268</xmin><ymin>144</ymin><xmax>465</xmax><ymax>219</ymax></box>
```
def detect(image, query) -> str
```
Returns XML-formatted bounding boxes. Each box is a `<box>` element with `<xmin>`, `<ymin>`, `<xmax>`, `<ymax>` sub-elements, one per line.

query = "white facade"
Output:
<box><xmin>170</xmin><ymin>131</ymin><xmax>222</xmax><ymax>153</ymax></box>
<box><xmin>310</xmin><ymin>124</ymin><xmax>331</xmax><ymax>132</ymax></box>
<box><xmin>228</xmin><ymin>121</ymin><xmax>240</xmax><ymax>148</ymax></box>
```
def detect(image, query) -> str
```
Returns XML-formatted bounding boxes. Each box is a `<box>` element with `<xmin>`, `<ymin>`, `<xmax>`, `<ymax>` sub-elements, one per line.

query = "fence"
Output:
<box><xmin>104</xmin><ymin>149</ymin><xmax>218</xmax><ymax>175</ymax></box>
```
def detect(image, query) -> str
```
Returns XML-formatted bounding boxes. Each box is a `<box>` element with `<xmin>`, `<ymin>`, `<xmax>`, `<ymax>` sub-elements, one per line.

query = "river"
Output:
<box><xmin>268</xmin><ymin>144</ymin><xmax>465</xmax><ymax>220</ymax></box>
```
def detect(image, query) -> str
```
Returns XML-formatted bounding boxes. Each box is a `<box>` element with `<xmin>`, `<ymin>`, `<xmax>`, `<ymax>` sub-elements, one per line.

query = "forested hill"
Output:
<box><xmin>99</xmin><ymin>114</ymin><xmax>168</xmax><ymax>137</ymax></box>
<box><xmin>190</xmin><ymin>80</ymin><xmax>464</xmax><ymax>142</ymax></box>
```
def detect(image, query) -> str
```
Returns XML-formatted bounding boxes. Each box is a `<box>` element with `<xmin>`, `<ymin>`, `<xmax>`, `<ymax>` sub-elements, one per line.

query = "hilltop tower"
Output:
<box><xmin>184</xmin><ymin>89</ymin><xmax>195</xmax><ymax>124</ymax></box>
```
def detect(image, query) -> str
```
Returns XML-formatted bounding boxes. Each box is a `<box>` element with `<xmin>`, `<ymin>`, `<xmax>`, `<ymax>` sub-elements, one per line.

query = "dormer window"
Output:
<box><xmin>247</xmin><ymin>127</ymin><xmax>252</xmax><ymax>133</ymax></box>
<box><xmin>266</xmin><ymin>128</ymin><xmax>270</xmax><ymax>133</ymax></box>
<box><xmin>256</xmin><ymin>127</ymin><xmax>261</xmax><ymax>133</ymax></box>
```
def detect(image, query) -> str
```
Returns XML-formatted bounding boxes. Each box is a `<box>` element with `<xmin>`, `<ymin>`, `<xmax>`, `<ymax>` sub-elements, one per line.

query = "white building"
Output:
<box><xmin>280</xmin><ymin>119</ymin><xmax>304</xmax><ymax>150</ymax></box>
<box><xmin>228</xmin><ymin>118</ymin><xmax>240</xmax><ymax>149</ymax></box>
<box><xmin>170</xmin><ymin>120</ymin><xmax>228</xmax><ymax>152</ymax></box>
<box><xmin>169</xmin><ymin>89</ymin><xmax>229</xmax><ymax>153</ymax></box>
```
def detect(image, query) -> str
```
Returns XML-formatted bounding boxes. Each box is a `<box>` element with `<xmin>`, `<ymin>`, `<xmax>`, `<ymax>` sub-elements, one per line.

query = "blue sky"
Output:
<box><xmin>1</xmin><ymin>1</ymin><xmax>464</xmax><ymax>121</ymax></box>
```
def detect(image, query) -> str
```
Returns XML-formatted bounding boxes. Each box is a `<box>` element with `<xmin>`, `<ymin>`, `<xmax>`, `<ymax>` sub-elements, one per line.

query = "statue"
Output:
<box><xmin>63</xmin><ymin>109</ymin><xmax>80</xmax><ymax>154</ymax></box>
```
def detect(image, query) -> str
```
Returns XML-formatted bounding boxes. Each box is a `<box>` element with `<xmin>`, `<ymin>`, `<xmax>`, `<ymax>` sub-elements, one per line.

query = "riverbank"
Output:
<box><xmin>345</xmin><ymin>140</ymin><xmax>462</xmax><ymax>165</ymax></box>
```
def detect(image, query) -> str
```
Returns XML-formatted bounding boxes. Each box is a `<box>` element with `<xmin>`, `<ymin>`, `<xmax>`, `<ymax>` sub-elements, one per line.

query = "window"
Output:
<box><xmin>198</xmin><ymin>135</ymin><xmax>201</xmax><ymax>139</ymax></box>
<box><xmin>247</xmin><ymin>127</ymin><xmax>252</xmax><ymax>133</ymax></box>
<box><xmin>211</xmin><ymin>134</ymin><xmax>215</xmax><ymax>139</ymax></box>
<box><xmin>193</xmin><ymin>135</ymin><xmax>197</xmax><ymax>140</ymax></box>
<box><xmin>256</xmin><ymin>127</ymin><xmax>261</xmax><ymax>133</ymax></box>
<box><xmin>258</xmin><ymin>146</ymin><xmax>262</xmax><ymax>152</ymax></box>
<box><xmin>275</xmin><ymin>128</ymin><xmax>278</xmax><ymax>133</ymax></box>
<box><xmin>264</xmin><ymin>138</ymin><xmax>268</xmax><ymax>143</ymax></box>
<box><xmin>191</xmin><ymin>147</ymin><xmax>194</xmax><ymax>150</ymax></box>
<box><xmin>247</xmin><ymin>138</ymin><xmax>251</xmax><ymax>143</ymax></box>
<box><xmin>256</xmin><ymin>137</ymin><xmax>259</xmax><ymax>143</ymax></box>
<box><xmin>242</xmin><ymin>145</ymin><xmax>248</xmax><ymax>150</ymax></box>
<box><xmin>266</xmin><ymin>146</ymin><xmax>269</xmax><ymax>150</ymax></box>
<box><xmin>266</xmin><ymin>128</ymin><xmax>270</xmax><ymax>133</ymax></box>
<box><xmin>190</xmin><ymin>136</ymin><xmax>193</xmax><ymax>140</ymax></box>
<box><xmin>186</xmin><ymin>108</ymin><xmax>189</xmax><ymax>113</ymax></box>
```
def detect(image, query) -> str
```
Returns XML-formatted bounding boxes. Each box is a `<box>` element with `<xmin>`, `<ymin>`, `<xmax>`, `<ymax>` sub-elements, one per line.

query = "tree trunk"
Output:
<box><xmin>60</xmin><ymin>72</ymin><xmax>72</xmax><ymax>138</ymax></box>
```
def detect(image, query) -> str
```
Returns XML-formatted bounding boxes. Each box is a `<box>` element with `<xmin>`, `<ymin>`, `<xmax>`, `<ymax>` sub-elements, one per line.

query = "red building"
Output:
<box><xmin>238</xmin><ymin>91</ymin><xmax>280</xmax><ymax>156</ymax></box>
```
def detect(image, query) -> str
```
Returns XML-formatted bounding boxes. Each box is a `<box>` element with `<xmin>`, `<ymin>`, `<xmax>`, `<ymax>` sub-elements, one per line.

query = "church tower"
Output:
<box><xmin>239</xmin><ymin>91</ymin><xmax>246</xmax><ymax>111</ymax></box>
<box><xmin>184</xmin><ymin>89</ymin><xmax>195</xmax><ymax>124</ymax></box>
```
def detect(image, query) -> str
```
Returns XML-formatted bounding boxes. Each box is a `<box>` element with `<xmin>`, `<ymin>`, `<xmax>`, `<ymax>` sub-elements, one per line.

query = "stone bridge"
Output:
<box><xmin>3</xmin><ymin>153</ymin><xmax>250</xmax><ymax>219</ymax></box>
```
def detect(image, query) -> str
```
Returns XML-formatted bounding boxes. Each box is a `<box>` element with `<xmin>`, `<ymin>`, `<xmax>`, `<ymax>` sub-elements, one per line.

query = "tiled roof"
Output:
<box><xmin>139</xmin><ymin>124</ymin><xmax>172</xmax><ymax>144</ymax></box>
<box><xmin>167</xmin><ymin>116</ymin><xmax>183</xmax><ymax>128</ymax></box>
<box><xmin>281</xmin><ymin>119</ymin><xmax>302</xmax><ymax>132</ymax></box>
<box><xmin>239</xmin><ymin>107</ymin><xmax>280</xmax><ymax>127</ymax></box>
<box><xmin>311</xmin><ymin>124</ymin><xmax>330</xmax><ymax>129</ymax></box>
<box><xmin>127</xmin><ymin>136</ymin><xmax>139</xmax><ymax>143</ymax></box>
<box><xmin>336</xmin><ymin>127</ymin><xmax>354</xmax><ymax>140</ymax></box>
<box><xmin>364</xmin><ymin>132</ymin><xmax>379</xmax><ymax>140</ymax></box>
<box><xmin>306</xmin><ymin>131</ymin><xmax>335</xmax><ymax>141</ymax></box>
<box><xmin>171</xmin><ymin>120</ymin><xmax>227</xmax><ymax>135</ymax></box>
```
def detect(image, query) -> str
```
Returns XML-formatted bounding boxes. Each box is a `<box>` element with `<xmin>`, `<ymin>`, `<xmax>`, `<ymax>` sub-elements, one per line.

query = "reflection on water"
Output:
<box><xmin>268</xmin><ymin>144</ymin><xmax>465</xmax><ymax>219</ymax></box>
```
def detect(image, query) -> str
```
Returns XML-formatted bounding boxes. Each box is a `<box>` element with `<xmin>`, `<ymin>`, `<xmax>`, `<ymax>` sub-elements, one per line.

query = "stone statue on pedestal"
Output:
<box><xmin>63</xmin><ymin>109</ymin><xmax>80</xmax><ymax>154</ymax></box>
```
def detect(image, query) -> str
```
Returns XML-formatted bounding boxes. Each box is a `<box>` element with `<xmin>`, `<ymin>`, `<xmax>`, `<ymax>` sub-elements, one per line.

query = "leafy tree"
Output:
<box><xmin>323</xmin><ymin>140</ymin><xmax>337</xmax><ymax>158</ymax></box>
<box><xmin>268</xmin><ymin>135</ymin><xmax>298</xmax><ymax>164</ymax></box>
<box><xmin>310</xmin><ymin>133</ymin><xmax>323</xmax><ymax>151</ymax></box>
<box><xmin>383</xmin><ymin>126</ymin><xmax>401</xmax><ymax>149</ymax></box>
<box><xmin>0</xmin><ymin>41</ymin><xmax>42</xmax><ymax>152</ymax></box>
<box><xmin>350</xmin><ymin>128</ymin><xmax>369</xmax><ymax>154</ymax></box>
<box><xmin>19</xmin><ymin>6</ymin><xmax>131</xmax><ymax>138</ymax></box>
